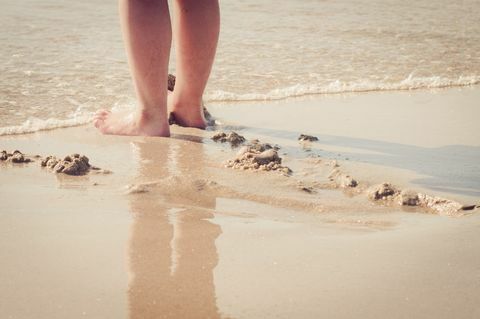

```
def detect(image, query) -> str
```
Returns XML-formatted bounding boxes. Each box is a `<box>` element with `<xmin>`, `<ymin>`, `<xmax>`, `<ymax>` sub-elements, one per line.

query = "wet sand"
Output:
<box><xmin>1</xmin><ymin>87</ymin><xmax>479</xmax><ymax>318</ymax></box>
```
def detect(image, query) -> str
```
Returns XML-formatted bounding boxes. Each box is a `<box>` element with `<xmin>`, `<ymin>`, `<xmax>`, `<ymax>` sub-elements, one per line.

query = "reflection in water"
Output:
<box><xmin>127</xmin><ymin>138</ymin><xmax>221</xmax><ymax>319</ymax></box>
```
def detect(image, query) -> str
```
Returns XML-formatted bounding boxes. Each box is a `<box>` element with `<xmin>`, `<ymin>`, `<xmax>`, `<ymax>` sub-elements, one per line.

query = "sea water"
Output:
<box><xmin>1</xmin><ymin>0</ymin><xmax>479</xmax><ymax>134</ymax></box>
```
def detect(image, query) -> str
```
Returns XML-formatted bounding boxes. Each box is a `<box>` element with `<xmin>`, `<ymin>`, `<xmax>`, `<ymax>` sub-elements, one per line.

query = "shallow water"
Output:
<box><xmin>1</xmin><ymin>0</ymin><xmax>480</xmax><ymax>132</ymax></box>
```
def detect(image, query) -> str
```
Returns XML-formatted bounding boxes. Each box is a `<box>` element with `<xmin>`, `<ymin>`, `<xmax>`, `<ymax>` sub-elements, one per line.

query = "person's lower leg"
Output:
<box><xmin>95</xmin><ymin>0</ymin><xmax>171</xmax><ymax>136</ymax></box>
<box><xmin>170</xmin><ymin>0</ymin><xmax>220</xmax><ymax>128</ymax></box>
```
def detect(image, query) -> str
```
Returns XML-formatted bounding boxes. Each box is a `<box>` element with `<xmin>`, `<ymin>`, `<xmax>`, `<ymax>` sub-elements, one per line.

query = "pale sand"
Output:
<box><xmin>0</xmin><ymin>87</ymin><xmax>479</xmax><ymax>318</ymax></box>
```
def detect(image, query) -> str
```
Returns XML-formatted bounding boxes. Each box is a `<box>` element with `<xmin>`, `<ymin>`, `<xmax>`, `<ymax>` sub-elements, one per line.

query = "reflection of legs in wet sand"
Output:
<box><xmin>127</xmin><ymin>139</ymin><xmax>220</xmax><ymax>318</ymax></box>
<box><xmin>128</xmin><ymin>204</ymin><xmax>221</xmax><ymax>318</ymax></box>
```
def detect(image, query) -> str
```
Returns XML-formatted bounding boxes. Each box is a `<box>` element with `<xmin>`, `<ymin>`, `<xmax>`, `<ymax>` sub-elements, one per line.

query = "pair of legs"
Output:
<box><xmin>95</xmin><ymin>0</ymin><xmax>220</xmax><ymax>136</ymax></box>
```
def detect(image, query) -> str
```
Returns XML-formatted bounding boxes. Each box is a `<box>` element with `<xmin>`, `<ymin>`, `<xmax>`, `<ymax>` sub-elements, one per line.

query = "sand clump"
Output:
<box><xmin>40</xmin><ymin>153</ymin><xmax>110</xmax><ymax>176</ymax></box>
<box><xmin>323</xmin><ymin>162</ymin><xmax>475</xmax><ymax>216</ymax></box>
<box><xmin>323</xmin><ymin>164</ymin><xmax>476</xmax><ymax>215</ymax></box>
<box><xmin>167</xmin><ymin>73</ymin><xmax>176</xmax><ymax>92</ymax></box>
<box><xmin>416</xmin><ymin>193</ymin><xmax>463</xmax><ymax>215</ymax></box>
<box><xmin>247</xmin><ymin>139</ymin><xmax>280</xmax><ymax>152</ymax></box>
<box><xmin>367</xmin><ymin>183</ymin><xmax>398</xmax><ymax>200</ymax></box>
<box><xmin>1</xmin><ymin>150</ymin><xmax>32</xmax><ymax>163</ymax></box>
<box><xmin>41</xmin><ymin>154</ymin><xmax>94</xmax><ymax>175</ymax></box>
<box><xmin>2</xmin><ymin>149</ymin><xmax>109</xmax><ymax>176</ymax></box>
<box><xmin>399</xmin><ymin>189</ymin><xmax>420</xmax><ymax>206</ymax></box>
<box><xmin>339</xmin><ymin>175</ymin><xmax>358</xmax><ymax>188</ymax></box>
<box><xmin>225</xmin><ymin>139</ymin><xmax>291</xmax><ymax>175</ymax></box>
<box><xmin>298</xmin><ymin>134</ymin><xmax>319</xmax><ymax>142</ymax></box>
<box><xmin>212</xmin><ymin>131</ymin><xmax>246</xmax><ymax>147</ymax></box>
<box><xmin>365</xmin><ymin>183</ymin><xmax>476</xmax><ymax>215</ymax></box>
<box><xmin>212</xmin><ymin>133</ymin><xmax>290</xmax><ymax>174</ymax></box>
<box><xmin>328</xmin><ymin>168</ymin><xmax>358</xmax><ymax>189</ymax></box>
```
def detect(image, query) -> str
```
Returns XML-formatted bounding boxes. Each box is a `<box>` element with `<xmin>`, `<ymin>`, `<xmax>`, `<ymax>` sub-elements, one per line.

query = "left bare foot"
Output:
<box><xmin>94</xmin><ymin>109</ymin><xmax>170</xmax><ymax>136</ymax></box>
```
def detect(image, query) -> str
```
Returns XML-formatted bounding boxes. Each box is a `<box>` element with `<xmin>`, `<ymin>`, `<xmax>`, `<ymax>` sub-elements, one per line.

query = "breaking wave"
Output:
<box><xmin>204</xmin><ymin>75</ymin><xmax>480</xmax><ymax>102</ymax></box>
<box><xmin>1</xmin><ymin>75</ymin><xmax>479</xmax><ymax>136</ymax></box>
<box><xmin>0</xmin><ymin>114</ymin><xmax>94</xmax><ymax>136</ymax></box>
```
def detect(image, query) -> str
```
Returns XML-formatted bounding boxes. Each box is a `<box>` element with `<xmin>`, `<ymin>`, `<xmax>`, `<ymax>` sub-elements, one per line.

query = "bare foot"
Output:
<box><xmin>168</xmin><ymin>93</ymin><xmax>207</xmax><ymax>129</ymax></box>
<box><xmin>94</xmin><ymin>110</ymin><xmax>170</xmax><ymax>137</ymax></box>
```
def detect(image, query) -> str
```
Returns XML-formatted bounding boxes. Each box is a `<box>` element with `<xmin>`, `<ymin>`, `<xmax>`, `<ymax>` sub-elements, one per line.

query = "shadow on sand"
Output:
<box><xmin>242</xmin><ymin>125</ymin><xmax>480</xmax><ymax>198</ymax></box>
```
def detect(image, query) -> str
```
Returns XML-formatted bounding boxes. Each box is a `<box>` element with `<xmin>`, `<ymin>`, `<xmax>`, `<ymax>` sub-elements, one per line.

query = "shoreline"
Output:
<box><xmin>2</xmin><ymin>83</ymin><xmax>480</xmax><ymax>137</ymax></box>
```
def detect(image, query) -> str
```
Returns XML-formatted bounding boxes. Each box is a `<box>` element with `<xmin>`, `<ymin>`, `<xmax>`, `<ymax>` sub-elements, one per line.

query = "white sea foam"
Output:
<box><xmin>0</xmin><ymin>75</ymin><xmax>479</xmax><ymax>136</ymax></box>
<box><xmin>0</xmin><ymin>114</ymin><xmax>94</xmax><ymax>136</ymax></box>
<box><xmin>204</xmin><ymin>75</ymin><xmax>480</xmax><ymax>102</ymax></box>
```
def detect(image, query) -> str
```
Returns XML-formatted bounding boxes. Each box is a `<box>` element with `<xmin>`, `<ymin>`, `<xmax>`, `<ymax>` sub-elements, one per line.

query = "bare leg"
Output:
<box><xmin>95</xmin><ymin>0</ymin><xmax>171</xmax><ymax>136</ymax></box>
<box><xmin>169</xmin><ymin>0</ymin><xmax>220</xmax><ymax>129</ymax></box>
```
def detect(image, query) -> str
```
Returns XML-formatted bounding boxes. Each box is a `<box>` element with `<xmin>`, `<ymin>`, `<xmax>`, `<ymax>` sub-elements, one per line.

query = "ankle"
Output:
<box><xmin>137</xmin><ymin>109</ymin><xmax>168</xmax><ymax>128</ymax></box>
<box><xmin>170</xmin><ymin>93</ymin><xmax>203</xmax><ymax>111</ymax></box>
<box><xmin>138</xmin><ymin>108</ymin><xmax>164</xmax><ymax>120</ymax></box>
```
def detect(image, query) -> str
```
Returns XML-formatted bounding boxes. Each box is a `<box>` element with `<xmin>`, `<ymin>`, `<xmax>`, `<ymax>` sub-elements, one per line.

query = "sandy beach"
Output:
<box><xmin>1</xmin><ymin>87</ymin><xmax>479</xmax><ymax>318</ymax></box>
<box><xmin>2</xmin><ymin>0</ymin><xmax>480</xmax><ymax>317</ymax></box>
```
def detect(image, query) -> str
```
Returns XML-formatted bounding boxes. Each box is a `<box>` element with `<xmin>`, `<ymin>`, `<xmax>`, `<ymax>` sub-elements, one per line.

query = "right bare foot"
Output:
<box><xmin>94</xmin><ymin>110</ymin><xmax>170</xmax><ymax>137</ymax></box>
<box><xmin>168</xmin><ymin>92</ymin><xmax>207</xmax><ymax>129</ymax></box>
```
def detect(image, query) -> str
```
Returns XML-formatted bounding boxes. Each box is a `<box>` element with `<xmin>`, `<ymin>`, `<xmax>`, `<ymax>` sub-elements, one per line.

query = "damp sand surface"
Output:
<box><xmin>1</xmin><ymin>88</ymin><xmax>480</xmax><ymax>318</ymax></box>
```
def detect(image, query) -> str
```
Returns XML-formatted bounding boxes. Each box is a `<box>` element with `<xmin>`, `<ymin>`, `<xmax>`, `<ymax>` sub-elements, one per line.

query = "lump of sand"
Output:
<box><xmin>212</xmin><ymin>131</ymin><xmax>246</xmax><ymax>147</ymax></box>
<box><xmin>252</xmin><ymin>149</ymin><xmax>281</xmax><ymax>166</ymax></box>
<box><xmin>368</xmin><ymin>183</ymin><xmax>468</xmax><ymax>215</ymax></box>
<box><xmin>247</xmin><ymin>139</ymin><xmax>280</xmax><ymax>152</ymax></box>
<box><xmin>399</xmin><ymin>189</ymin><xmax>420</xmax><ymax>206</ymax></box>
<box><xmin>339</xmin><ymin>174</ymin><xmax>358</xmax><ymax>188</ymax></box>
<box><xmin>41</xmin><ymin>153</ymin><xmax>92</xmax><ymax>176</ymax></box>
<box><xmin>1</xmin><ymin>150</ymin><xmax>32</xmax><ymax>163</ymax></box>
<box><xmin>168</xmin><ymin>73</ymin><xmax>176</xmax><ymax>92</ymax></box>
<box><xmin>416</xmin><ymin>193</ymin><xmax>463</xmax><ymax>215</ymax></box>
<box><xmin>298</xmin><ymin>134</ymin><xmax>319</xmax><ymax>142</ymax></box>
<box><xmin>2</xmin><ymin>150</ymin><xmax>108</xmax><ymax>176</ymax></box>
<box><xmin>328</xmin><ymin>168</ymin><xmax>358</xmax><ymax>188</ymax></box>
<box><xmin>226</xmin><ymin>144</ymin><xmax>291</xmax><ymax>175</ymax></box>
<box><xmin>367</xmin><ymin>183</ymin><xmax>399</xmax><ymax>200</ymax></box>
